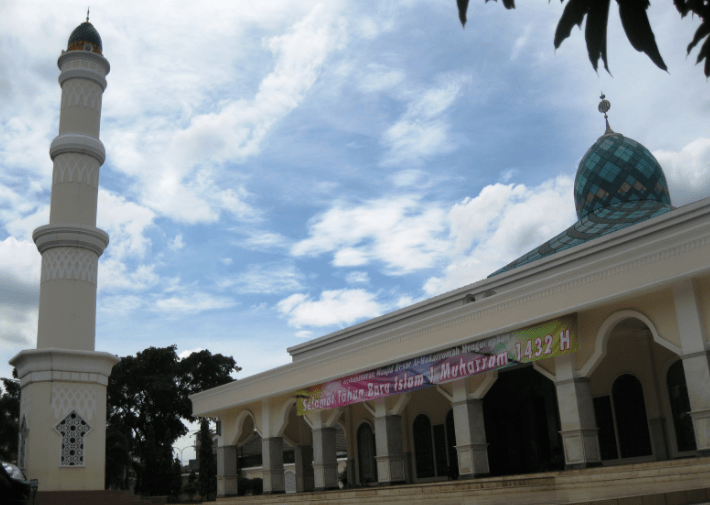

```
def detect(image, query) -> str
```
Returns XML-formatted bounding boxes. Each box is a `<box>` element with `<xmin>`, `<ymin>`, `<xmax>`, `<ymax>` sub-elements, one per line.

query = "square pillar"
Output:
<box><xmin>262</xmin><ymin>437</ymin><xmax>285</xmax><ymax>494</ymax></box>
<box><xmin>555</xmin><ymin>377</ymin><xmax>602</xmax><ymax>469</ymax></box>
<box><xmin>294</xmin><ymin>446</ymin><xmax>314</xmax><ymax>493</ymax></box>
<box><xmin>682</xmin><ymin>351</ymin><xmax>710</xmax><ymax>455</ymax></box>
<box><xmin>673</xmin><ymin>280</ymin><xmax>710</xmax><ymax>455</ymax></box>
<box><xmin>216</xmin><ymin>445</ymin><xmax>238</xmax><ymax>497</ymax></box>
<box><xmin>374</xmin><ymin>415</ymin><xmax>407</xmax><ymax>485</ymax></box>
<box><xmin>313</xmin><ymin>428</ymin><xmax>338</xmax><ymax>491</ymax></box>
<box><xmin>452</xmin><ymin>399</ymin><xmax>489</xmax><ymax>478</ymax></box>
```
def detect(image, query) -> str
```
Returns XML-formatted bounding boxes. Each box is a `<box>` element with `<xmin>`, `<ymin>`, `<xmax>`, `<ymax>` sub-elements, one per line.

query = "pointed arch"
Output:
<box><xmin>229</xmin><ymin>409</ymin><xmax>258</xmax><ymax>446</ymax></box>
<box><xmin>579</xmin><ymin>310</ymin><xmax>681</xmax><ymax>378</ymax></box>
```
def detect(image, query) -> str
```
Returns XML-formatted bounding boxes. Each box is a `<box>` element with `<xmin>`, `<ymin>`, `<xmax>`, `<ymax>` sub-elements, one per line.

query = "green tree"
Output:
<box><xmin>170</xmin><ymin>458</ymin><xmax>183</xmax><ymax>501</ymax></box>
<box><xmin>198</xmin><ymin>419</ymin><xmax>217</xmax><ymax>501</ymax></box>
<box><xmin>456</xmin><ymin>0</ymin><xmax>710</xmax><ymax>76</ymax></box>
<box><xmin>105</xmin><ymin>427</ymin><xmax>131</xmax><ymax>489</ymax></box>
<box><xmin>184</xmin><ymin>470</ymin><xmax>198</xmax><ymax>502</ymax></box>
<box><xmin>0</xmin><ymin>370</ymin><xmax>20</xmax><ymax>463</ymax></box>
<box><xmin>106</xmin><ymin>346</ymin><xmax>239</xmax><ymax>496</ymax></box>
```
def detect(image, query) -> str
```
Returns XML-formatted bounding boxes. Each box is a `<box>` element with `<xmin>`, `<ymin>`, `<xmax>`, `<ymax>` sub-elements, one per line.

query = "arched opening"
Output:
<box><xmin>413</xmin><ymin>414</ymin><xmax>435</xmax><ymax>479</ymax></box>
<box><xmin>483</xmin><ymin>365</ymin><xmax>562</xmax><ymax>476</ymax></box>
<box><xmin>666</xmin><ymin>361</ymin><xmax>697</xmax><ymax>453</ymax></box>
<box><xmin>612</xmin><ymin>374</ymin><xmax>653</xmax><ymax>458</ymax></box>
<box><xmin>356</xmin><ymin>423</ymin><xmax>377</xmax><ymax>485</ymax></box>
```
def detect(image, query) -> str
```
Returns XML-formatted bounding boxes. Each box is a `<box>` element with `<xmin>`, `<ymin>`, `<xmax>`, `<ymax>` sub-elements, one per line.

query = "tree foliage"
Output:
<box><xmin>106</xmin><ymin>345</ymin><xmax>239</xmax><ymax>495</ymax></box>
<box><xmin>198</xmin><ymin>419</ymin><xmax>217</xmax><ymax>501</ymax></box>
<box><xmin>0</xmin><ymin>371</ymin><xmax>20</xmax><ymax>463</ymax></box>
<box><xmin>456</xmin><ymin>0</ymin><xmax>710</xmax><ymax>77</ymax></box>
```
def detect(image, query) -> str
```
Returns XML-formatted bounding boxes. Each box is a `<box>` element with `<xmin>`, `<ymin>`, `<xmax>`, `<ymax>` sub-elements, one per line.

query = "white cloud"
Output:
<box><xmin>391</xmin><ymin>169</ymin><xmax>425</xmax><ymax>188</ymax></box>
<box><xmin>0</xmin><ymin>237</ymin><xmax>41</xmax><ymax>294</ymax></box>
<box><xmin>178</xmin><ymin>347</ymin><xmax>205</xmax><ymax>359</ymax></box>
<box><xmin>0</xmin><ymin>237</ymin><xmax>41</xmax><ymax>346</ymax></box>
<box><xmin>238</xmin><ymin>231</ymin><xmax>289</xmax><ymax>251</ymax></box>
<box><xmin>424</xmin><ymin>176</ymin><xmax>575</xmax><ymax>295</ymax></box>
<box><xmin>295</xmin><ymin>330</ymin><xmax>313</xmax><ymax>339</ymax></box>
<box><xmin>277</xmin><ymin>288</ymin><xmax>384</xmax><ymax>328</ymax></box>
<box><xmin>97</xmin><ymin>294</ymin><xmax>143</xmax><ymax>316</ymax></box>
<box><xmin>357</xmin><ymin>64</ymin><xmax>405</xmax><ymax>93</ymax></box>
<box><xmin>653</xmin><ymin>138</ymin><xmax>710</xmax><ymax>207</ymax></box>
<box><xmin>345</xmin><ymin>271</ymin><xmax>369</xmax><ymax>284</ymax></box>
<box><xmin>98</xmin><ymin>260</ymin><xmax>160</xmax><ymax>292</ymax></box>
<box><xmin>292</xmin><ymin>195</ymin><xmax>448</xmax><ymax>274</ymax></box>
<box><xmin>97</xmin><ymin>190</ymin><xmax>156</xmax><ymax>261</ymax></box>
<box><xmin>510</xmin><ymin>25</ymin><xmax>532</xmax><ymax>61</ymax></box>
<box><xmin>219</xmin><ymin>263</ymin><xmax>304</xmax><ymax>294</ymax></box>
<box><xmin>153</xmin><ymin>291</ymin><xmax>237</xmax><ymax>315</ymax></box>
<box><xmin>169</xmin><ymin>234</ymin><xmax>185</xmax><ymax>251</ymax></box>
<box><xmin>106</xmin><ymin>4</ymin><xmax>349</xmax><ymax>225</ymax></box>
<box><xmin>4</xmin><ymin>205</ymin><xmax>49</xmax><ymax>242</ymax></box>
<box><xmin>381</xmin><ymin>78</ymin><xmax>468</xmax><ymax>166</ymax></box>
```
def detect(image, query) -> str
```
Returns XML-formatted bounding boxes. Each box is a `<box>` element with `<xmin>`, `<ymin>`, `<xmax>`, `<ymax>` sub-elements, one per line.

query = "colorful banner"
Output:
<box><xmin>297</xmin><ymin>315</ymin><xmax>578</xmax><ymax>415</ymax></box>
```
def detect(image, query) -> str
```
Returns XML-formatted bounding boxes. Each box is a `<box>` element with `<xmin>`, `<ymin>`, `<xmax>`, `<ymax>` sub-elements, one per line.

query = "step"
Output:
<box><xmin>35</xmin><ymin>490</ymin><xmax>146</xmax><ymax>505</ymax></box>
<box><xmin>556</xmin><ymin>457</ymin><xmax>710</xmax><ymax>489</ymax></box>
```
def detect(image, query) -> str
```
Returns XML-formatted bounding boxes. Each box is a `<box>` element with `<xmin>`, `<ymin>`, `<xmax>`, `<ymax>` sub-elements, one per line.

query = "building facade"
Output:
<box><xmin>193</xmin><ymin>111</ymin><xmax>710</xmax><ymax>495</ymax></box>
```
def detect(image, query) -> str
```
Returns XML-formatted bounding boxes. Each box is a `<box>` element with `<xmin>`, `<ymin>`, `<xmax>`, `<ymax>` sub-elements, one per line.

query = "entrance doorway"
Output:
<box><xmin>483</xmin><ymin>365</ymin><xmax>563</xmax><ymax>476</ymax></box>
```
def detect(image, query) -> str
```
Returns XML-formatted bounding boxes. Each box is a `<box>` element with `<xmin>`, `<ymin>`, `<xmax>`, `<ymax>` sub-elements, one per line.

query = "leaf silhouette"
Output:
<box><xmin>555</xmin><ymin>0</ymin><xmax>593</xmax><ymax>49</ymax></box>
<box><xmin>687</xmin><ymin>21</ymin><xmax>710</xmax><ymax>53</ymax></box>
<box><xmin>586</xmin><ymin>0</ymin><xmax>612</xmax><ymax>72</ymax></box>
<box><xmin>458</xmin><ymin>0</ymin><xmax>470</xmax><ymax>27</ymax></box>
<box><xmin>618</xmin><ymin>0</ymin><xmax>668</xmax><ymax>71</ymax></box>
<box><xmin>673</xmin><ymin>0</ymin><xmax>689</xmax><ymax>16</ymax></box>
<box><xmin>697</xmin><ymin>29</ymin><xmax>710</xmax><ymax>77</ymax></box>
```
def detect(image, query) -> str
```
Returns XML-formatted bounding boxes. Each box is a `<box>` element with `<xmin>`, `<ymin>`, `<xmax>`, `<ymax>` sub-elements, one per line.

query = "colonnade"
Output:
<box><xmin>216</xmin><ymin>280</ymin><xmax>710</xmax><ymax>496</ymax></box>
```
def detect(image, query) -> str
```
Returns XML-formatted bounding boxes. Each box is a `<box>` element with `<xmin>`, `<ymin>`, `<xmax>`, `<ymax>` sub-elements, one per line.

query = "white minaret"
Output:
<box><xmin>9</xmin><ymin>15</ymin><xmax>119</xmax><ymax>492</ymax></box>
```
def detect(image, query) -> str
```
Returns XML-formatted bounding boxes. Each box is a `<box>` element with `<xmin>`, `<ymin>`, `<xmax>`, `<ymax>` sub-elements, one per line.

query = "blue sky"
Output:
<box><xmin>1</xmin><ymin>0</ymin><xmax>709</xmax><ymax>458</ymax></box>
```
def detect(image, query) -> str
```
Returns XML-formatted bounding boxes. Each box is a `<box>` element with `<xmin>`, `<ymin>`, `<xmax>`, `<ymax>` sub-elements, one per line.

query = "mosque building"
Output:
<box><xmin>191</xmin><ymin>96</ymin><xmax>710</xmax><ymax>497</ymax></box>
<box><xmin>7</xmin><ymin>13</ymin><xmax>710</xmax><ymax>504</ymax></box>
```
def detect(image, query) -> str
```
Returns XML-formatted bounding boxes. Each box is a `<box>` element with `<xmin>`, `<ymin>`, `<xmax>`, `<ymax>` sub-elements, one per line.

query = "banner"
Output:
<box><xmin>297</xmin><ymin>314</ymin><xmax>577</xmax><ymax>415</ymax></box>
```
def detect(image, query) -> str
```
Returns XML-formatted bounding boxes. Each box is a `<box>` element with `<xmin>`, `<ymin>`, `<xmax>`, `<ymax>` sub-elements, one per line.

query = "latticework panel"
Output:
<box><xmin>51</xmin><ymin>383</ymin><xmax>98</xmax><ymax>421</ymax></box>
<box><xmin>55</xmin><ymin>411</ymin><xmax>91</xmax><ymax>466</ymax></box>
<box><xmin>41</xmin><ymin>247</ymin><xmax>98</xmax><ymax>284</ymax></box>
<box><xmin>61</xmin><ymin>79</ymin><xmax>102</xmax><ymax>112</ymax></box>
<box><xmin>53</xmin><ymin>153</ymin><xmax>100</xmax><ymax>188</ymax></box>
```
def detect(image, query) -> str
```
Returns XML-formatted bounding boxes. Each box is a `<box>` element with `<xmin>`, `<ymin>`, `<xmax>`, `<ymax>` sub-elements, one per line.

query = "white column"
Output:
<box><xmin>673</xmin><ymin>280</ymin><xmax>710</xmax><ymax>455</ymax></box>
<box><xmin>372</xmin><ymin>396</ymin><xmax>409</xmax><ymax>486</ymax></box>
<box><xmin>304</xmin><ymin>409</ymin><xmax>341</xmax><ymax>491</ymax></box>
<box><xmin>554</xmin><ymin>354</ymin><xmax>602</xmax><ymax>468</ymax></box>
<box><xmin>262</xmin><ymin>437</ymin><xmax>285</xmax><ymax>494</ymax></box>
<box><xmin>452</xmin><ymin>399</ymin><xmax>489</xmax><ymax>478</ymax></box>
<box><xmin>216</xmin><ymin>445</ymin><xmax>238</xmax><ymax>497</ymax></box>
<box><xmin>294</xmin><ymin>446</ymin><xmax>314</xmax><ymax>493</ymax></box>
<box><xmin>312</xmin><ymin>427</ymin><xmax>338</xmax><ymax>491</ymax></box>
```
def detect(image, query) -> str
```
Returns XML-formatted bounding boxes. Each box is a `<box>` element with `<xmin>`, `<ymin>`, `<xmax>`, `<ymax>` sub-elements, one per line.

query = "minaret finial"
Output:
<box><xmin>86</xmin><ymin>7</ymin><xmax>90</xmax><ymax>23</ymax></box>
<box><xmin>598</xmin><ymin>92</ymin><xmax>614</xmax><ymax>136</ymax></box>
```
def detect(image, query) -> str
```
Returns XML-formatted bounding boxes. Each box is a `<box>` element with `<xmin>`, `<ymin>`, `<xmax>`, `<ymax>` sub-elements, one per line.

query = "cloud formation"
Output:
<box><xmin>277</xmin><ymin>289</ymin><xmax>384</xmax><ymax>328</ymax></box>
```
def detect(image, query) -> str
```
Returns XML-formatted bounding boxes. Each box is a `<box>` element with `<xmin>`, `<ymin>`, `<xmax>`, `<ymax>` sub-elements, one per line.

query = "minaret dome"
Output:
<box><xmin>67</xmin><ymin>21</ymin><xmax>103</xmax><ymax>54</ymax></box>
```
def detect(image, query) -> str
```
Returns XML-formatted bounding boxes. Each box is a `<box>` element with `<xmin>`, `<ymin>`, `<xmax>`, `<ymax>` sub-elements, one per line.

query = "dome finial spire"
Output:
<box><xmin>86</xmin><ymin>7</ymin><xmax>90</xmax><ymax>23</ymax></box>
<box><xmin>598</xmin><ymin>92</ymin><xmax>614</xmax><ymax>136</ymax></box>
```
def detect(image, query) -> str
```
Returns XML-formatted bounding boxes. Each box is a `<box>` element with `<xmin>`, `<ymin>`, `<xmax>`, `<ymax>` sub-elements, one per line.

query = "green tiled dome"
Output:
<box><xmin>574</xmin><ymin>133</ymin><xmax>671</xmax><ymax>220</ymax></box>
<box><xmin>489</xmin><ymin>127</ymin><xmax>674</xmax><ymax>277</ymax></box>
<box><xmin>67</xmin><ymin>22</ymin><xmax>103</xmax><ymax>54</ymax></box>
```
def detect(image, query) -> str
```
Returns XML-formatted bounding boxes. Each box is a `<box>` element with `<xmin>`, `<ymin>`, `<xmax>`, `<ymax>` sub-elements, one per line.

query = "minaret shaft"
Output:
<box><xmin>35</xmin><ymin>50</ymin><xmax>109</xmax><ymax>351</ymax></box>
<box><xmin>9</xmin><ymin>21</ymin><xmax>119</xmax><ymax>493</ymax></box>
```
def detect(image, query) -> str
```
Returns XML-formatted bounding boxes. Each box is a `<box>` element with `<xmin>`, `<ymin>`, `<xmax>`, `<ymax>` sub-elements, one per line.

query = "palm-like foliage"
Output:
<box><xmin>457</xmin><ymin>0</ymin><xmax>710</xmax><ymax>77</ymax></box>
